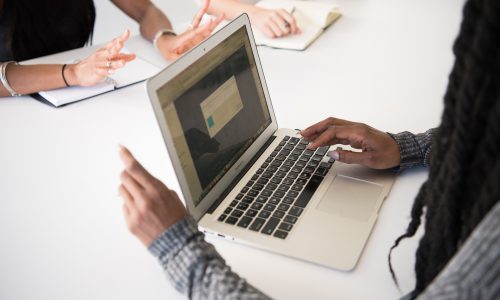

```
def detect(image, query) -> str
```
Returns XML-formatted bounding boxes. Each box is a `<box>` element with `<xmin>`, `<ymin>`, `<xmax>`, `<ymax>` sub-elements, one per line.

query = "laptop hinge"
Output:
<box><xmin>207</xmin><ymin>135</ymin><xmax>277</xmax><ymax>214</ymax></box>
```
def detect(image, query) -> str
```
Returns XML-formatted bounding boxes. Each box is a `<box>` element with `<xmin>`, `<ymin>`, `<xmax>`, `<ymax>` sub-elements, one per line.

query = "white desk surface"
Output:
<box><xmin>0</xmin><ymin>0</ymin><xmax>464</xmax><ymax>299</ymax></box>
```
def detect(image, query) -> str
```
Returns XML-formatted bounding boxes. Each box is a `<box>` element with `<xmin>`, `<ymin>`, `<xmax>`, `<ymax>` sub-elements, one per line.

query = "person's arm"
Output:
<box><xmin>118</xmin><ymin>146</ymin><xmax>270</xmax><ymax>299</ymax></box>
<box><xmin>417</xmin><ymin>202</ymin><xmax>500</xmax><ymax>299</ymax></box>
<box><xmin>0</xmin><ymin>31</ymin><xmax>135</xmax><ymax>98</ymax></box>
<box><xmin>387</xmin><ymin>129</ymin><xmax>435</xmax><ymax>170</ymax></box>
<box><xmin>112</xmin><ymin>0</ymin><xmax>223</xmax><ymax>60</ymax></box>
<box><xmin>208</xmin><ymin>0</ymin><xmax>299</xmax><ymax>38</ymax></box>
<box><xmin>300</xmin><ymin>117</ymin><xmax>435</xmax><ymax>171</ymax></box>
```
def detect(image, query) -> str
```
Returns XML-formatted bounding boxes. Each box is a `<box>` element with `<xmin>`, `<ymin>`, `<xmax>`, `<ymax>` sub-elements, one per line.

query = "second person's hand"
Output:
<box><xmin>66</xmin><ymin>30</ymin><xmax>136</xmax><ymax>87</ymax></box>
<box><xmin>300</xmin><ymin>117</ymin><xmax>401</xmax><ymax>169</ymax></box>
<box><xmin>156</xmin><ymin>0</ymin><xmax>224</xmax><ymax>61</ymax></box>
<box><xmin>249</xmin><ymin>7</ymin><xmax>300</xmax><ymax>38</ymax></box>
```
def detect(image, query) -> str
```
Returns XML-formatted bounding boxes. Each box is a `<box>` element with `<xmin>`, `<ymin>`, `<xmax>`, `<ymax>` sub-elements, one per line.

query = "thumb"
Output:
<box><xmin>328</xmin><ymin>149</ymin><xmax>371</xmax><ymax>166</ymax></box>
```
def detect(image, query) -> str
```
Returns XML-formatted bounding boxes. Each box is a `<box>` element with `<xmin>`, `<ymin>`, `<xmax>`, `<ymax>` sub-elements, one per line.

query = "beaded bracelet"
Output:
<box><xmin>0</xmin><ymin>61</ymin><xmax>22</xmax><ymax>97</ymax></box>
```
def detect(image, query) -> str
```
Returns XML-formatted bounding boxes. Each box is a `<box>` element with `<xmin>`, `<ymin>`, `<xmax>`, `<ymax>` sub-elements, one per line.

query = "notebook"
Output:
<box><xmin>253</xmin><ymin>0</ymin><xmax>341</xmax><ymax>50</ymax></box>
<box><xmin>37</xmin><ymin>53</ymin><xmax>160</xmax><ymax>107</ymax></box>
<box><xmin>146</xmin><ymin>14</ymin><xmax>396</xmax><ymax>271</ymax></box>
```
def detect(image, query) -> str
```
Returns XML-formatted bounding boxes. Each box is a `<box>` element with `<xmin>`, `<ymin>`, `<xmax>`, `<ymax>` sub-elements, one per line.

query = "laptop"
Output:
<box><xmin>146</xmin><ymin>14</ymin><xmax>396</xmax><ymax>271</ymax></box>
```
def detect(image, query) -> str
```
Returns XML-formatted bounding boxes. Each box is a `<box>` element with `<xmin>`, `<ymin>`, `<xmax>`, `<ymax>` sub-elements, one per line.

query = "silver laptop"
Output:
<box><xmin>146</xmin><ymin>14</ymin><xmax>395</xmax><ymax>271</ymax></box>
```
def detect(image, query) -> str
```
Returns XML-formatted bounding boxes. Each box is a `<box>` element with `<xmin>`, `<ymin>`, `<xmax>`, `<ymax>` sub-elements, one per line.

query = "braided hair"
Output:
<box><xmin>388</xmin><ymin>0</ymin><xmax>500</xmax><ymax>297</ymax></box>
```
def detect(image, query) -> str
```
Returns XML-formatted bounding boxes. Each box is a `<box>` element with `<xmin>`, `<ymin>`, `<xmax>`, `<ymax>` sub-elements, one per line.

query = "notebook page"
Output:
<box><xmin>38</xmin><ymin>78</ymin><xmax>115</xmax><ymax>107</ymax></box>
<box><xmin>110</xmin><ymin>55</ymin><xmax>160</xmax><ymax>88</ymax></box>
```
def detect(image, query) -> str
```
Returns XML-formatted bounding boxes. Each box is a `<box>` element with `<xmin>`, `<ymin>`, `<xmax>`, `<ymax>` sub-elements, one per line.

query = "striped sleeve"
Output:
<box><xmin>149</xmin><ymin>216</ymin><xmax>270</xmax><ymax>300</ymax></box>
<box><xmin>388</xmin><ymin>128</ymin><xmax>436</xmax><ymax>171</ymax></box>
<box><xmin>417</xmin><ymin>202</ymin><xmax>500</xmax><ymax>300</ymax></box>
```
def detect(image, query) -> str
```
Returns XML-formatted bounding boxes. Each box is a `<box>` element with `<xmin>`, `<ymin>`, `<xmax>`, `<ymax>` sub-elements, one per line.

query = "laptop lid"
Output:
<box><xmin>147</xmin><ymin>14</ymin><xmax>278</xmax><ymax>221</ymax></box>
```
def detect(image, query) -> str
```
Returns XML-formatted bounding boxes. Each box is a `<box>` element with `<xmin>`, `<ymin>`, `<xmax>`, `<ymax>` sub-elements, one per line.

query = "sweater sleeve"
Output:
<box><xmin>417</xmin><ymin>202</ymin><xmax>500</xmax><ymax>300</ymax></box>
<box><xmin>148</xmin><ymin>216</ymin><xmax>271</xmax><ymax>300</ymax></box>
<box><xmin>388</xmin><ymin>128</ymin><xmax>436</xmax><ymax>171</ymax></box>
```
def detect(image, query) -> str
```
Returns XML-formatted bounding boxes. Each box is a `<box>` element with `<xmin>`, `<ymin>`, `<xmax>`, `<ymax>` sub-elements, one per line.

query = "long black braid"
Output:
<box><xmin>388</xmin><ymin>0</ymin><xmax>500</xmax><ymax>297</ymax></box>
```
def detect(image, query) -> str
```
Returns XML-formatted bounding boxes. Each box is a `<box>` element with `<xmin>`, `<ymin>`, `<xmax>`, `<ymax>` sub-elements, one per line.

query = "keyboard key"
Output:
<box><xmin>283</xmin><ymin>178</ymin><xmax>294</xmax><ymax>185</ymax></box>
<box><xmin>273</xmin><ymin>230</ymin><xmax>288</xmax><ymax>239</ymax></box>
<box><xmin>262</xmin><ymin>172</ymin><xmax>273</xmax><ymax>179</ymax></box>
<box><xmin>246</xmin><ymin>180</ymin><xmax>254</xmax><ymax>187</ymax></box>
<box><xmin>279</xmin><ymin>222</ymin><xmax>293</xmax><ymax>232</ymax></box>
<box><xmin>225</xmin><ymin>216</ymin><xmax>238</xmax><ymax>225</ymax></box>
<box><xmin>296</xmin><ymin>178</ymin><xmax>308</xmax><ymax>185</ymax></box>
<box><xmin>248</xmin><ymin>190</ymin><xmax>259</xmax><ymax>197</ymax></box>
<box><xmin>283</xmin><ymin>144</ymin><xmax>294</xmax><ymax>151</ymax></box>
<box><xmin>287</xmin><ymin>191</ymin><xmax>299</xmax><ymax>198</ymax></box>
<box><xmin>218</xmin><ymin>214</ymin><xmax>227</xmax><ymax>222</ymax></box>
<box><xmin>289</xmin><ymin>154</ymin><xmax>299</xmax><ymax>161</ymax></box>
<box><xmin>251</xmin><ymin>202</ymin><xmax>263</xmax><ymax>210</ymax></box>
<box><xmin>299</xmin><ymin>156</ymin><xmax>309</xmax><ymax>162</ymax></box>
<box><xmin>249</xmin><ymin>218</ymin><xmax>266</xmax><ymax>231</ymax></box>
<box><xmin>315</xmin><ymin>167</ymin><xmax>328</xmax><ymax>176</ymax></box>
<box><xmin>237</xmin><ymin>216</ymin><xmax>253</xmax><ymax>228</ymax></box>
<box><xmin>231</xmin><ymin>210</ymin><xmax>244</xmax><ymax>217</ymax></box>
<box><xmin>261</xmin><ymin>162</ymin><xmax>269</xmax><ymax>168</ymax></box>
<box><xmin>270</xmin><ymin>177</ymin><xmax>282</xmax><ymax>184</ymax></box>
<box><xmin>279</xmin><ymin>150</ymin><xmax>291</xmax><ymax>156</ymax></box>
<box><xmin>256</xmin><ymin>168</ymin><xmax>265</xmax><ymax>174</ymax></box>
<box><xmin>279</xmin><ymin>140</ymin><xmax>286</xmax><ymax>146</ymax></box>
<box><xmin>246</xmin><ymin>209</ymin><xmax>258</xmax><ymax>217</ymax></box>
<box><xmin>242</xmin><ymin>196</ymin><xmax>254</xmax><ymax>204</ymax></box>
<box><xmin>307</xmin><ymin>160</ymin><xmax>319</xmax><ymax>167</ymax></box>
<box><xmin>296</xmin><ymin>161</ymin><xmax>306</xmax><ymax>168</ymax></box>
<box><xmin>291</xmin><ymin>166</ymin><xmax>303</xmax><ymax>173</ymax></box>
<box><xmin>270</xmin><ymin>151</ymin><xmax>279</xmax><ymax>157</ymax></box>
<box><xmin>251</xmin><ymin>174</ymin><xmax>259</xmax><ymax>181</ymax></box>
<box><xmin>294</xmin><ymin>175</ymin><xmax>323</xmax><ymax>208</ymax></box>
<box><xmin>289</xmin><ymin>206</ymin><xmax>303</xmax><ymax>217</ymax></box>
<box><xmin>283</xmin><ymin>160</ymin><xmax>294</xmax><ymax>167</ymax></box>
<box><xmin>261</xmin><ymin>190</ymin><xmax>273</xmax><ymax>197</ymax></box>
<box><xmin>289</xmin><ymin>137</ymin><xmax>299</xmax><ymax>144</ymax></box>
<box><xmin>296</xmin><ymin>144</ymin><xmax>306</xmax><ymax>150</ymax></box>
<box><xmin>265</xmin><ymin>157</ymin><xmax>273</xmax><ymax>163</ymax></box>
<box><xmin>262</xmin><ymin>217</ymin><xmax>280</xmax><ymax>235</ymax></box>
<box><xmin>266</xmin><ymin>183</ymin><xmax>278</xmax><ymax>190</ymax></box>
<box><xmin>270</xmin><ymin>160</ymin><xmax>282</xmax><ymax>167</ymax></box>
<box><xmin>237</xmin><ymin>203</ymin><xmax>249</xmax><ymax>210</ymax></box>
<box><xmin>267</xmin><ymin>166</ymin><xmax>278</xmax><ymax>172</ymax></box>
<box><xmin>275</xmin><ymin>155</ymin><xmax>287</xmax><ymax>161</ymax></box>
<box><xmin>299</xmin><ymin>173</ymin><xmax>311</xmax><ymax>180</ymax></box>
<box><xmin>283</xmin><ymin>136</ymin><xmax>290</xmax><ymax>141</ymax></box>
<box><xmin>299</xmin><ymin>139</ymin><xmax>309</xmax><ymax>145</ymax></box>
<box><xmin>292</xmin><ymin>149</ymin><xmax>302</xmax><ymax>156</ymax></box>
<box><xmin>282</xmin><ymin>197</ymin><xmax>294</xmax><ymax>205</ymax></box>
<box><xmin>303</xmin><ymin>150</ymin><xmax>314</xmax><ymax>157</ymax></box>
<box><xmin>268</xmin><ymin>197</ymin><xmax>280</xmax><ymax>205</ymax></box>
<box><xmin>315</xmin><ymin>146</ymin><xmax>329</xmax><ymax>156</ymax></box>
<box><xmin>274</xmin><ymin>191</ymin><xmax>286</xmax><ymax>198</ymax></box>
<box><xmin>256</xmin><ymin>196</ymin><xmax>268</xmax><ymax>203</ymax></box>
<box><xmin>279</xmin><ymin>166</ymin><xmax>290</xmax><ymax>172</ymax></box>
<box><xmin>304</xmin><ymin>166</ymin><xmax>316</xmax><ymax>173</ymax></box>
<box><xmin>275</xmin><ymin>171</ymin><xmax>287</xmax><ymax>178</ymax></box>
<box><xmin>236</xmin><ymin>193</ymin><xmax>243</xmax><ymax>200</ymax></box>
<box><xmin>291</xmin><ymin>184</ymin><xmax>303</xmax><ymax>191</ymax></box>
<box><xmin>229</xmin><ymin>200</ymin><xmax>238</xmax><ymax>207</ymax></box>
<box><xmin>224</xmin><ymin>207</ymin><xmax>232</xmax><ymax>214</ymax></box>
<box><xmin>259</xmin><ymin>210</ymin><xmax>271</xmax><ymax>219</ymax></box>
<box><xmin>287</xmin><ymin>172</ymin><xmax>299</xmax><ymax>179</ymax></box>
<box><xmin>241</xmin><ymin>187</ymin><xmax>249</xmax><ymax>193</ymax></box>
<box><xmin>273</xmin><ymin>210</ymin><xmax>285</xmax><ymax>219</ymax></box>
<box><xmin>277</xmin><ymin>204</ymin><xmax>290</xmax><ymax>211</ymax></box>
<box><xmin>312</xmin><ymin>155</ymin><xmax>323</xmax><ymax>162</ymax></box>
<box><xmin>264</xmin><ymin>204</ymin><xmax>276</xmax><ymax>211</ymax></box>
<box><xmin>257</xmin><ymin>178</ymin><xmax>269</xmax><ymax>185</ymax></box>
<box><xmin>284</xmin><ymin>215</ymin><xmax>298</xmax><ymax>224</ymax></box>
<box><xmin>277</xmin><ymin>185</ymin><xmax>290</xmax><ymax>192</ymax></box>
<box><xmin>319</xmin><ymin>161</ymin><xmax>333</xmax><ymax>169</ymax></box>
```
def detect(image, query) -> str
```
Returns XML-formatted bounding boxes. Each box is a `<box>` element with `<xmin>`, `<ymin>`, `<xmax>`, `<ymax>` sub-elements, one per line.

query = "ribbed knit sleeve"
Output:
<box><xmin>388</xmin><ymin>128</ymin><xmax>436</xmax><ymax>171</ymax></box>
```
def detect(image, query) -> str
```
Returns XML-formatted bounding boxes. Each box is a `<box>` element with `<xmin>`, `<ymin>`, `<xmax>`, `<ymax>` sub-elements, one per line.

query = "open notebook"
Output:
<box><xmin>36</xmin><ymin>54</ymin><xmax>160</xmax><ymax>107</ymax></box>
<box><xmin>254</xmin><ymin>0</ymin><xmax>341</xmax><ymax>50</ymax></box>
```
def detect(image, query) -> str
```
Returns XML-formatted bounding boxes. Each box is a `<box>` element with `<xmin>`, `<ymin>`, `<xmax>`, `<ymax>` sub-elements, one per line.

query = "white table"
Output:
<box><xmin>0</xmin><ymin>0</ymin><xmax>464</xmax><ymax>299</ymax></box>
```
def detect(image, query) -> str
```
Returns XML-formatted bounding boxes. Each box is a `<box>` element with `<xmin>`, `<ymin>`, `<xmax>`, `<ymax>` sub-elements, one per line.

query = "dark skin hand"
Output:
<box><xmin>300</xmin><ymin>117</ymin><xmax>401</xmax><ymax>169</ymax></box>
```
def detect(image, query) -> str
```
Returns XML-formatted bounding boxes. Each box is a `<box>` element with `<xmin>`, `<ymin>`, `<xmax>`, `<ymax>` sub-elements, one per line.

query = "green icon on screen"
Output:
<box><xmin>207</xmin><ymin>116</ymin><xmax>215</xmax><ymax>128</ymax></box>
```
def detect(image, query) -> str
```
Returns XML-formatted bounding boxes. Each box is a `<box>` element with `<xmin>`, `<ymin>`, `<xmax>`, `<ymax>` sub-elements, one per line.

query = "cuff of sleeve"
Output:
<box><xmin>388</xmin><ymin>131</ymin><xmax>426</xmax><ymax>171</ymax></box>
<box><xmin>148</xmin><ymin>215</ymin><xmax>199</xmax><ymax>259</ymax></box>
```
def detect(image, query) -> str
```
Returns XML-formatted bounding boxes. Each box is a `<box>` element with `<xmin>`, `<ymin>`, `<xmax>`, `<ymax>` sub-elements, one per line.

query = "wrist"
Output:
<box><xmin>64</xmin><ymin>63</ymin><xmax>79</xmax><ymax>86</ymax></box>
<box><xmin>153</xmin><ymin>29</ymin><xmax>177</xmax><ymax>51</ymax></box>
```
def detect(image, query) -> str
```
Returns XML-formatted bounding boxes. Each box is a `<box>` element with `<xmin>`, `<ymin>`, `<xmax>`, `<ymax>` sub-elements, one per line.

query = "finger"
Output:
<box><xmin>272</xmin><ymin>11</ymin><xmax>291</xmax><ymax>36</ymax></box>
<box><xmin>276</xmin><ymin>9</ymin><xmax>298</xmax><ymax>34</ymax></box>
<box><xmin>336</xmin><ymin>149</ymin><xmax>372</xmax><ymax>166</ymax></box>
<box><xmin>308</xmin><ymin>125</ymin><xmax>363</xmax><ymax>149</ymax></box>
<box><xmin>268</xmin><ymin>17</ymin><xmax>285</xmax><ymax>37</ymax></box>
<box><xmin>119</xmin><ymin>146</ymin><xmax>157</xmax><ymax>188</ymax></box>
<box><xmin>119</xmin><ymin>184</ymin><xmax>135</xmax><ymax>213</ymax></box>
<box><xmin>301</xmin><ymin>117</ymin><xmax>354</xmax><ymax>139</ymax></box>
<box><xmin>120</xmin><ymin>170</ymin><xmax>144</xmax><ymax>200</ymax></box>
<box><xmin>191</xmin><ymin>0</ymin><xmax>210</xmax><ymax>28</ymax></box>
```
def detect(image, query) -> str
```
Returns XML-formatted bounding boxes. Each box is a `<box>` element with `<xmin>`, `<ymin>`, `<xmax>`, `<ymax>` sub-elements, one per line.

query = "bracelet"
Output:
<box><xmin>0</xmin><ymin>61</ymin><xmax>22</xmax><ymax>97</ymax></box>
<box><xmin>61</xmin><ymin>64</ymin><xmax>70</xmax><ymax>87</ymax></box>
<box><xmin>153</xmin><ymin>28</ymin><xmax>177</xmax><ymax>51</ymax></box>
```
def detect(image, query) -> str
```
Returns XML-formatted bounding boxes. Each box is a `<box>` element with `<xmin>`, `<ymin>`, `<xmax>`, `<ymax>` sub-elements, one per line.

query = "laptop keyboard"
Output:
<box><xmin>217</xmin><ymin>135</ymin><xmax>334</xmax><ymax>239</ymax></box>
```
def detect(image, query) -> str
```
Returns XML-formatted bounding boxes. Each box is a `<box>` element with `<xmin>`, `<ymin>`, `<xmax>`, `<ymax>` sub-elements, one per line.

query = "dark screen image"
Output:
<box><xmin>174</xmin><ymin>46</ymin><xmax>269</xmax><ymax>200</ymax></box>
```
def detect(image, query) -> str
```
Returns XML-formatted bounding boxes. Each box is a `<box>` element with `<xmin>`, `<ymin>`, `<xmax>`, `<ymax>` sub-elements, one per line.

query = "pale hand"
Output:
<box><xmin>118</xmin><ymin>146</ymin><xmax>187</xmax><ymax>247</ymax></box>
<box><xmin>156</xmin><ymin>0</ymin><xmax>224</xmax><ymax>60</ymax></box>
<box><xmin>67</xmin><ymin>30</ymin><xmax>136</xmax><ymax>86</ymax></box>
<box><xmin>249</xmin><ymin>7</ymin><xmax>300</xmax><ymax>38</ymax></box>
<box><xmin>300</xmin><ymin>117</ymin><xmax>401</xmax><ymax>169</ymax></box>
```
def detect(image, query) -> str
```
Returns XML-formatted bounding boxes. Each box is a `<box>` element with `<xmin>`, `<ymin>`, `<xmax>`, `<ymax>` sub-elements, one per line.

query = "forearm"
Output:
<box><xmin>388</xmin><ymin>128</ymin><xmax>436</xmax><ymax>170</ymax></box>
<box><xmin>111</xmin><ymin>0</ymin><xmax>173</xmax><ymax>42</ymax></box>
<box><xmin>149</xmin><ymin>216</ymin><xmax>270</xmax><ymax>300</ymax></box>
<box><xmin>208</xmin><ymin>0</ymin><xmax>261</xmax><ymax>20</ymax></box>
<box><xmin>0</xmin><ymin>63</ymin><xmax>75</xmax><ymax>97</ymax></box>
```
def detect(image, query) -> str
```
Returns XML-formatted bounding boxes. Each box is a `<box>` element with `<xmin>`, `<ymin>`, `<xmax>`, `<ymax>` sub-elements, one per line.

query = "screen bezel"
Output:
<box><xmin>147</xmin><ymin>14</ymin><xmax>278</xmax><ymax>221</ymax></box>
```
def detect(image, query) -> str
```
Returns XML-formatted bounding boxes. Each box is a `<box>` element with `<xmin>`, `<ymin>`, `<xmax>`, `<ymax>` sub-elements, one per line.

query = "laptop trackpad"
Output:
<box><xmin>316</xmin><ymin>175</ymin><xmax>383</xmax><ymax>222</ymax></box>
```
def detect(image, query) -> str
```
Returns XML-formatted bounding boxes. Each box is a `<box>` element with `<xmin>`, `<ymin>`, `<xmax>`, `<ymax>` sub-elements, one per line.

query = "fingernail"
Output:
<box><xmin>327</xmin><ymin>150</ymin><xmax>339</xmax><ymax>161</ymax></box>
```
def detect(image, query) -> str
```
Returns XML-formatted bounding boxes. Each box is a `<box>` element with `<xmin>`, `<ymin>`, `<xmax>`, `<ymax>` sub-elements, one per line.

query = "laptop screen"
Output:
<box><xmin>156</xmin><ymin>27</ymin><xmax>272</xmax><ymax>206</ymax></box>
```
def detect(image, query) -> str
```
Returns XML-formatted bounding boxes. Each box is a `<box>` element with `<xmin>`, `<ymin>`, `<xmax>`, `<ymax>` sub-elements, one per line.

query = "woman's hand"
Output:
<box><xmin>249</xmin><ymin>7</ymin><xmax>299</xmax><ymax>38</ymax></box>
<box><xmin>156</xmin><ymin>0</ymin><xmax>224</xmax><ymax>61</ymax></box>
<box><xmin>300</xmin><ymin>117</ymin><xmax>401</xmax><ymax>169</ymax></box>
<box><xmin>118</xmin><ymin>146</ymin><xmax>188</xmax><ymax>247</ymax></box>
<box><xmin>66</xmin><ymin>30</ymin><xmax>136</xmax><ymax>86</ymax></box>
